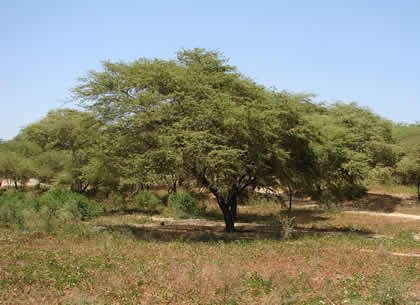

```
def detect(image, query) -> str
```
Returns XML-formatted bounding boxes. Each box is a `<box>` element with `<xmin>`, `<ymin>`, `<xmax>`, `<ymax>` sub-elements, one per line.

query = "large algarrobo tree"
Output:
<box><xmin>74</xmin><ymin>48</ymin><xmax>315</xmax><ymax>232</ymax></box>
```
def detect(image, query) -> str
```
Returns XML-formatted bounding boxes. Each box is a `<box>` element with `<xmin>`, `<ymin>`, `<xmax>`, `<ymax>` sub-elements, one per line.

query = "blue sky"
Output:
<box><xmin>1</xmin><ymin>0</ymin><xmax>420</xmax><ymax>140</ymax></box>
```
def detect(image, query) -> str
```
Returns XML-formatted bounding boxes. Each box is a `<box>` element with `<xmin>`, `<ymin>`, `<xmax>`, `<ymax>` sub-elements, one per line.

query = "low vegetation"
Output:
<box><xmin>0</xmin><ymin>190</ymin><xmax>102</xmax><ymax>231</ymax></box>
<box><xmin>0</xmin><ymin>191</ymin><xmax>419</xmax><ymax>304</ymax></box>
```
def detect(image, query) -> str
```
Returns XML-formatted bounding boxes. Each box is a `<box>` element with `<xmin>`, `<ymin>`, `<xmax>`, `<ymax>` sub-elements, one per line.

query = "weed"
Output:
<box><xmin>246</xmin><ymin>271</ymin><xmax>275</xmax><ymax>296</ymax></box>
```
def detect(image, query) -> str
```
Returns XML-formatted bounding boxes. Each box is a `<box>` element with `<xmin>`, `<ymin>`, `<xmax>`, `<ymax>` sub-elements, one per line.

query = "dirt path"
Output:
<box><xmin>344</xmin><ymin>210</ymin><xmax>420</xmax><ymax>220</ymax></box>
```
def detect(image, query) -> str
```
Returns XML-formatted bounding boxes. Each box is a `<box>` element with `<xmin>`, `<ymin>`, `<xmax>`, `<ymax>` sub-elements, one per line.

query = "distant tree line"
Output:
<box><xmin>0</xmin><ymin>48</ymin><xmax>417</xmax><ymax>231</ymax></box>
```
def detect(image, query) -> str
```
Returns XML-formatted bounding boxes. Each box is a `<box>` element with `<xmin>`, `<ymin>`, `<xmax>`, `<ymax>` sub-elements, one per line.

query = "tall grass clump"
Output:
<box><xmin>168</xmin><ymin>192</ymin><xmax>200</xmax><ymax>218</ymax></box>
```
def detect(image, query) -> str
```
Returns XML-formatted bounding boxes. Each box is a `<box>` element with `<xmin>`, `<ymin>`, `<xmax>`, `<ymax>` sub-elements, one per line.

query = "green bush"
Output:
<box><xmin>168</xmin><ymin>192</ymin><xmax>200</xmax><ymax>218</ymax></box>
<box><xmin>39</xmin><ymin>189</ymin><xmax>103</xmax><ymax>221</ymax></box>
<box><xmin>0</xmin><ymin>192</ymin><xmax>36</xmax><ymax>230</ymax></box>
<box><xmin>134</xmin><ymin>191</ymin><xmax>160</xmax><ymax>211</ymax></box>
<box><xmin>0</xmin><ymin>190</ymin><xmax>102</xmax><ymax>232</ymax></box>
<box><xmin>367</xmin><ymin>166</ymin><xmax>396</xmax><ymax>185</ymax></box>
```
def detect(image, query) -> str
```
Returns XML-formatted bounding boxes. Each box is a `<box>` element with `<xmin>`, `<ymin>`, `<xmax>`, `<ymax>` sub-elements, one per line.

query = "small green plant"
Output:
<box><xmin>134</xmin><ymin>191</ymin><xmax>160</xmax><ymax>211</ymax></box>
<box><xmin>245</xmin><ymin>271</ymin><xmax>274</xmax><ymax>296</ymax></box>
<box><xmin>168</xmin><ymin>192</ymin><xmax>200</xmax><ymax>218</ymax></box>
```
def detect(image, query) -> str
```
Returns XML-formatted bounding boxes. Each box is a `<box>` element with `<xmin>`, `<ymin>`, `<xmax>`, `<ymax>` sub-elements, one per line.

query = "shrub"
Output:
<box><xmin>0</xmin><ymin>192</ymin><xmax>35</xmax><ymax>230</ymax></box>
<box><xmin>168</xmin><ymin>192</ymin><xmax>200</xmax><ymax>218</ymax></box>
<box><xmin>134</xmin><ymin>191</ymin><xmax>160</xmax><ymax>211</ymax></box>
<box><xmin>39</xmin><ymin>189</ymin><xmax>103</xmax><ymax>221</ymax></box>
<box><xmin>367</xmin><ymin>166</ymin><xmax>396</xmax><ymax>185</ymax></box>
<box><xmin>0</xmin><ymin>190</ymin><xmax>102</xmax><ymax>232</ymax></box>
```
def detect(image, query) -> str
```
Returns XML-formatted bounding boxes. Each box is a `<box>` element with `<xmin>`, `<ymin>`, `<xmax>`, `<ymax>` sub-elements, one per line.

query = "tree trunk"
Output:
<box><xmin>231</xmin><ymin>196</ymin><xmax>238</xmax><ymax>220</ymax></box>
<box><xmin>167</xmin><ymin>181</ymin><xmax>177</xmax><ymax>194</ymax></box>
<box><xmin>418</xmin><ymin>182</ymin><xmax>420</xmax><ymax>200</ymax></box>
<box><xmin>288</xmin><ymin>186</ymin><xmax>293</xmax><ymax>217</ymax></box>
<box><xmin>216</xmin><ymin>195</ymin><xmax>237</xmax><ymax>233</ymax></box>
<box><xmin>221</xmin><ymin>203</ymin><xmax>235</xmax><ymax>233</ymax></box>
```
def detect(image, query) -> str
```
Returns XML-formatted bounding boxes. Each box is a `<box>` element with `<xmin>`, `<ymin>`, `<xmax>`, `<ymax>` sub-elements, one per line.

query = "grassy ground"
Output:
<box><xmin>0</xmin><ymin>194</ymin><xmax>419</xmax><ymax>305</ymax></box>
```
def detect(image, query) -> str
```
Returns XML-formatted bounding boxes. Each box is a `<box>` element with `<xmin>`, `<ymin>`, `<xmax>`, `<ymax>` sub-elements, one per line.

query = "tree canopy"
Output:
<box><xmin>0</xmin><ymin>48</ymin><xmax>418</xmax><ymax>232</ymax></box>
<box><xmin>73</xmin><ymin>48</ymin><xmax>320</xmax><ymax>231</ymax></box>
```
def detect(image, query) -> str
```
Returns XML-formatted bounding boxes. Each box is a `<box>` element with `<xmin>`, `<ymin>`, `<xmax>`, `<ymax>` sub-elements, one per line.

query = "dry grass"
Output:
<box><xmin>0</xmin><ymin>198</ymin><xmax>419</xmax><ymax>304</ymax></box>
<box><xmin>368</xmin><ymin>184</ymin><xmax>418</xmax><ymax>197</ymax></box>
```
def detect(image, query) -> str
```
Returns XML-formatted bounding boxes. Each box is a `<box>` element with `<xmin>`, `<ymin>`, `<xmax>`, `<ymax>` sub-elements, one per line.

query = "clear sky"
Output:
<box><xmin>1</xmin><ymin>0</ymin><xmax>420</xmax><ymax>140</ymax></box>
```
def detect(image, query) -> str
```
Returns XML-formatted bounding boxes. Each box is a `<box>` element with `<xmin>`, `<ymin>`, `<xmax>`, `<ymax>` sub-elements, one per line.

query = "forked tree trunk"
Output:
<box><xmin>196</xmin><ymin>171</ymin><xmax>256</xmax><ymax>233</ymax></box>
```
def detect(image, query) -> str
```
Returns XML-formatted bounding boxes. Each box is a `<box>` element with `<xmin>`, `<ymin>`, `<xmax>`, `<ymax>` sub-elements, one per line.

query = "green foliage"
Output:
<box><xmin>390</xmin><ymin>123</ymin><xmax>420</xmax><ymax>185</ymax></box>
<box><xmin>73</xmin><ymin>48</ymin><xmax>319</xmax><ymax>231</ymax></box>
<box><xmin>3</xmin><ymin>47</ymin><xmax>415</xmax><ymax>231</ymax></box>
<box><xmin>0</xmin><ymin>190</ymin><xmax>102</xmax><ymax>232</ymax></box>
<box><xmin>367</xmin><ymin>166</ymin><xmax>397</xmax><ymax>185</ymax></box>
<box><xmin>168</xmin><ymin>192</ymin><xmax>200</xmax><ymax>218</ymax></box>
<box><xmin>134</xmin><ymin>191</ymin><xmax>160</xmax><ymax>211</ymax></box>
<box><xmin>20</xmin><ymin>109</ymin><xmax>103</xmax><ymax>192</ymax></box>
<box><xmin>395</xmin><ymin>146</ymin><xmax>420</xmax><ymax>184</ymax></box>
<box><xmin>33</xmin><ymin>150</ymin><xmax>71</xmax><ymax>184</ymax></box>
<box><xmin>245</xmin><ymin>272</ymin><xmax>275</xmax><ymax>296</ymax></box>
<box><xmin>0</xmin><ymin>192</ymin><xmax>34</xmax><ymax>230</ymax></box>
<box><xmin>39</xmin><ymin>189</ymin><xmax>103</xmax><ymax>221</ymax></box>
<box><xmin>306</xmin><ymin>102</ymin><xmax>397</xmax><ymax>202</ymax></box>
<box><xmin>0</xmin><ymin>151</ymin><xmax>37</xmax><ymax>188</ymax></box>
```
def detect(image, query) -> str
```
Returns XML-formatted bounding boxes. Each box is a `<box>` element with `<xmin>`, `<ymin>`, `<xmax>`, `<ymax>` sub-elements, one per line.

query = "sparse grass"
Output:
<box><xmin>0</xmin><ymin>197</ymin><xmax>419</xmax><ymax>304</ymax></box>
<box><xmin>368</xmin><ymin>183</ymin><xmax>418</xmax><ymax>197</ymax></box>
